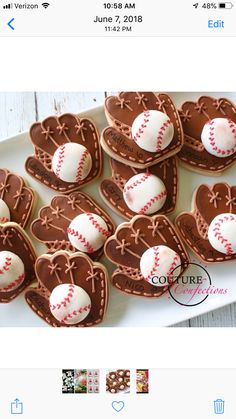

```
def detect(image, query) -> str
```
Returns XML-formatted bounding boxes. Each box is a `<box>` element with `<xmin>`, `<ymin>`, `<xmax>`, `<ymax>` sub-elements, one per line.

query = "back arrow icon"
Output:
<box><xmin>8</xmin><ymin>18</ymin><xmax>15</xmax><ymax>30</ymax></box>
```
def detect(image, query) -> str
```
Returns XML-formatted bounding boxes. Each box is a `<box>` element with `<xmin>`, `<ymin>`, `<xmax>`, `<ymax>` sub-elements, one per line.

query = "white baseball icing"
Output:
<box><xmin>0</xmin><ymin>251</ymin><xmax>25</xmax><ymax>292</ymax></box>
<box><xmin>201</xmin><ymin>118</ymin><xmax>236</xmax><ymax>158</ymax></box>
<box><xmin>49</xmin><ymin>284</ymin><xmax>91</xmax><ymax>325</ymax></box>
<box><xmin>52</xmin><ymin>142</ymin><xmax>92</xmax><ymax>183</ymax></box>
<box><xmin>140</xmin><ymin>245</ymin><xmax>181</xmax><ymax>287</ymax></box>
<box><xmin>123</xmin><ymin>173</ymin><xmax>167</xmax><ymax>215</ymax></box>
<box><xmin>0</xmin><ymin>199</ymin><xmax>10</xmax><ymax>223</ymax></box>
<box><xmin>131</xmin><ymin>110</ymin><xmax>174</xmax><ymax>153</ymax></box>
<box><xmin>68</xmin><ymin>212</ymin><xmax>109</xmax><ymax>253</ymax></box>
<box><xmin>208</xmin><ymin>213</ymin><xmax>236</xmax><ymax>255</ymax></box>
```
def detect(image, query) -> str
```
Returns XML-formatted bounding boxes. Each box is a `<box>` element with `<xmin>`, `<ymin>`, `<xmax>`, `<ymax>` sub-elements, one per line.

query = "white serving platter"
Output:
<box><xmin>0</xmin><ymin>93</ymin><xmax>236</xmax><ymax>327</ymax></box>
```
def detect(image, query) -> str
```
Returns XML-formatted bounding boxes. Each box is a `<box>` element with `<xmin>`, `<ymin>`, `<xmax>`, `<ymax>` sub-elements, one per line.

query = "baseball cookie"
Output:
<box><xmin>25</xmin><ymin>251</ymin><xmax>109</xmax><ymax>327</ymax></box>
<box><xmin>104</xmin><ymin>215</ymin><xmax>189</xmax><ymax>298</ymax></box>
<box><xmin>25</xmin><ymin>113</ymin><xmax>102</xmax><ymax>193</ymax></box>
<box><xmin>0</xmin><ymin>222</ymin><xmax>37</xmax><ymax>303</ymax></box>
<box><xmin>0</xmin><ymin>169</ymin><xmax>35</xmax><ymax>228</ymax></box>
<box><xmin>52</xmin><ymin>143</ymin><xmax>92</xmax><ymax>183</ymax></box>
<box><xmin>176</xmin><ymin>182</ymin><xmax>236</xmax><ymax>263</ymax></box>
<box><xmin>101</xmin><ymin>92</ymin><xmax>183</xmax><ymax>168</ymax></box>
<box><xmin>132</xmin><ymin>110</ymin><xmax>174</xmax><ymax>152</ymax></box>
<box><xmin>31</xmin><ymin>191</ymin><xmax>115</xmax><ymax>260</ymax></box>
<box><xmin>178</xmin><ymin>96</ymin><xmax>236</xmax><ymax>175</ymax></box>
<box><xmin>67</xmin><ymin>213</ymin><xmax>110</xmax><ymax>253</ymax></box>
<box><xmin>100</xmin><ymin>157</ymin><xmax>178</xmax><ymax>220</ymax></box>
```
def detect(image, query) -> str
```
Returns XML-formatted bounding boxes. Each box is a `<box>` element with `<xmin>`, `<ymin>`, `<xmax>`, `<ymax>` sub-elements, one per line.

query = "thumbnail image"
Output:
<box><xmin>1</xmin><ymin>91</ymin><xmax>236</xmax><ymax>328</ymax></box>
<box><xmin>106</xmin><ymin>369</ymin><xmax>131</xmax><ymax>394</ymax></box>
<box><xmin>74</xmin><ymin>369</ymin><xmax>88</xmax><ymax>393</ymax></box>
<box><xmin>136</xmin><ymin>370</ymin><xmax>149</xmax><ymax>394</ymax></box>
<box><xmin>87</xmin><ymin>369</ymin><xmax>100</xmax><ymax>393</ymax></box>
<box><xmin>62</xmin><ymin>370</ymin><xmax>74</xmax><ymax>394</ymax></box>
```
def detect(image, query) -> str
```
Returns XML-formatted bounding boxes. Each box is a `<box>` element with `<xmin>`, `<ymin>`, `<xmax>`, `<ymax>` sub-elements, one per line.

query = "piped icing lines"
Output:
<box><xmin>133</xmin><ymin>110</ymin><xmax>150</xmax><ymax>143</ymax></box>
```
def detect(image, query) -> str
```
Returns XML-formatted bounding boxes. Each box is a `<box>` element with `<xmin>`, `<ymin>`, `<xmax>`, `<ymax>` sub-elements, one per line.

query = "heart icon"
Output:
<box><xmin>112</xmin><ymin>401</ymin><xmax>125</xmax><ymax>412</ymax></box>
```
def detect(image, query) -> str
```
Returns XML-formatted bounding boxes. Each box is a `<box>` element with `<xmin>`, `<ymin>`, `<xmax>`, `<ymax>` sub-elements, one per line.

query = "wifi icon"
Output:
<box><xmin>42</xmin><ymin>2</ymin><xmax>50</xmax><ymax>8</ymax></box>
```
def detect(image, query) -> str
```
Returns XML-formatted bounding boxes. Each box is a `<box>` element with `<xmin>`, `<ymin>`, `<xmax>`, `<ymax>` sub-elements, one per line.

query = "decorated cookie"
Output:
<box><xmin>178</xmin><ymin>96</ymin><xmax>236</xmax><ymax>175</ymax></box>
<box><xmin>25</xmin><ymin>251</ymin><xmax>109</xmax><ymax>327</ymax></box>
<box><xmin>31</xmin><ymin>191</ymin><xmax>115</xmax><ymax>260</ymax></box>
<box><xmin>0</xmin><ymin>169</ymin><xmax>35</xmax><ymax>228</ymax></box>
<box><xmin>101</xmin><ymin>92</ymin><xmax>183</xmax><ymax>168</ymax></box>
<box><xmin>0</xmin><ymin>223</ymin><xmax>37</xmax><ymax>303</ymax></box>
<box><xmin>67</xmin><ymin>213</ymin><xmax>110</xmax><ymax>253</ymax></box>
<box><xmin>104</xmin><ymin>215</ymin><xmax>189</xmax><ymax>298</ymax></box>
<box><xmin>49</xmin><ymin>284</ymin><xmax>91</xmax><ymax>325</ymax></box>
<box><xmin>132</xmin><ymin>110</ymin><xmax>174</xmax><ymax>152</ymax></box>
<box><xmin>100</xmin><ymin>157</ymin><xmax>178</xmax><ymax>220</ymax></box>
<box><xmin>176</xmin><ymin>183</ymin><xmax>236</xmax><ymax>263</ymax></box>
<box><xmin>25</xmin><ymin>113</ymin><xmax>102</xmax><ymax>193</ymax></box>
<box><xmin>52</xmin><ymin>143</ymin><xmax>92</xmax><ymax>183</ymax></box>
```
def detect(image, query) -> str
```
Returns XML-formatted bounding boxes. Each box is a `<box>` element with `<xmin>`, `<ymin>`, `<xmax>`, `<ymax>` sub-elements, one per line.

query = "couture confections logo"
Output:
<box><xmin>161</xmin><ymin>261</ymin><xmax>228</xmax><ymax>307</ymax></box>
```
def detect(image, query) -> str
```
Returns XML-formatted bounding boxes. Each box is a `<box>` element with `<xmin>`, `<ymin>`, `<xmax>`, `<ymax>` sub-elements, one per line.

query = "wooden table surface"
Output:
<box><xmin>0</xmin><ymin>91</ymin><xmax>235</xmax><ymax>327</ymax></box>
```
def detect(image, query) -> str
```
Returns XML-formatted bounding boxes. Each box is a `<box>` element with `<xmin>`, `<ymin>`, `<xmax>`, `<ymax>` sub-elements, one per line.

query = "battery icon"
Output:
<box><xmin>219</xmin><ymin>2</ymin><xmax>233</xmax><ymax>7</ymax></box>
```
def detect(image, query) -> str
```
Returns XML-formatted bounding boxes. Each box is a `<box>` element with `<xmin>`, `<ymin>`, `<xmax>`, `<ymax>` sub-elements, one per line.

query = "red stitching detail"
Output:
<box><xmin>145</xmin><ymin>247</ymin><xmax>160</xmax><ymax>283</ymax></box>
<box><xmin>156</xmin><ymin>119</ymin><xmax>171</xmax><ymax>152</ymax></box>
<box><xmin>85</xmin><ymin>213</ymin><xmax>110</xmax><ymax>237</ymax></box>
<box><xmin>55</xmin><ymin>144</ymin><xmax>66</xmax><ymax>178</ymax></box>
<box><xmin>133</xmin><ymin>110</ymin><xmax>150</xmax><ymax>142</ymax></box>
<box><xmin>212</xmin><ymin>214</ymin><xmax>235</xmax><ymax>255</ymax></box>
<box><xmin>166</xmin><ymin>253</ymin><xmax>179</xmax><ymax>281</ymax></box>
<box><xmin>67</xmin><ymin>227</ymin><xmax>94</xmax><ymax>253</ymax></box>
<box><xmin>123</xmin><ymin>173</ymin><xmax>151</xmax><ymax>193</ymax></box>
<box><xmin>0</xmin><ymin>256</ymin><xmax>12</xmax><ymax>274</ymax></box>
<box><xmin>0</xmin><ymin>272</ymin><xmax>25</xmax><ymax>292</ymax></box>
<box><xmin>138</xmin><ymin>190</ymin><xmax>167</xmax><ymax>214</ymax></box>
<box><xmin>0</xmin><ymin>217</ymin><xmax>10</xmax><ymax>223</ymax></box>
<box><xmin>75</xmin><ymin>149</ymin><xmax>90</xmax><ymax>183</ymax></box>
<box><xmin>61</xmin><ymin>304</ymin><xmax>91</xmax><ymax>324</ymax></box>
<box><xmin>50</xmin><ymin>285</ymin><xmax>75</xmax><ymax>310</ymax></box>
<box><xmin>207</xmin><ymin>119</ymin><xmax>236</xmax><ymax>156</ymax></box>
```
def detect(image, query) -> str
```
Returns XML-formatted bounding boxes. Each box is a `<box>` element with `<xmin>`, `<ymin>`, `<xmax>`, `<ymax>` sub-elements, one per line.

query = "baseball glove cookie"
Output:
<box><xmin>31</xmin><ymin>191</ymin><xmax>115</xmax><ymax>260</ymax></box>
<box><xmin>104</xmin><ymin>215</ymin><xmax>189</xmax><ymax>298</ymax></box>
<box><xmin>0</xmin><ymin>169</ymin><xmax>35</xmax><ymax>228</ymax></box>
<box><xmin>25</xmin><ymin>113</ymin><xmax>102</xmax><ymax>193</ymax></box>
<box><xmin>25</xmin><ymin>251</ymin><xmax>109</xmax><ymax>327</ymax></box>
<box><xmin>0</xmin><ymin>223</ymin><xmax>36</xmax><ymax>303</ymax></box>
<box><xmin>100</xmin><ymin>157</ymin><xmax>178</xmax><ymax>220</ymax></box>
<box><xmin>178</xmin><ymin>96</ymin><xmax>236</xmax><ymax>175</ymax></box>
<box><xmin>176</xmin><ymin>183</ymin><xmax>236</xmax><ymax>263</ymax></box>
<box><xmin>101</xmin><ymin>92</ymin><xmax>183</xmax><ymax>168</ymax></box>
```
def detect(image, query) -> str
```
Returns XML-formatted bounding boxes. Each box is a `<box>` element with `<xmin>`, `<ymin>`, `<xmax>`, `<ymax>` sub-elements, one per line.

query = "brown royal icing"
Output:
<box><xmin>0</xmin><ymin>223</ymin><xmax>36</xmax><ymax>303</ymax></box>
<box><xmin>101</xmin><ymin>92</ymin><xmax>183</xmax><ymax>168</ymax></box>
<box><xmin>0</xmin><ymin>169</ymin><xmax>35</xmax><ymax>228</ymax></box>
<box><xmin>25</xmin><ymin>113</ymin><xmax>102</xmax><ymax>193</ymax></box>
<box><xmin>178</xmin><ymin>96</ymin><xmax>236</xmax><ymax>174</ymax></box>
<box><xmin>105</xmin><ymin>214</ymin><xmax>189</xmax><ymax>298</ymax></box>
<box><xmin>25</xmin><ymin>251</ymin><xmax>109</xmax><ymax>327</ymax></box>
<box><xmin>31</xmin><ymin>191</ymin><xmax>115</xmax><ymax>260</ymax></box>
<box><xmin>176</xmin><ymin>182</ymin><xmax>236</xmax><ymax>263</ymax></box>
<box><xmin>100</xmin><ymin>157</ymin><xmax>178</xmax><ymax>220</ymax></box>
